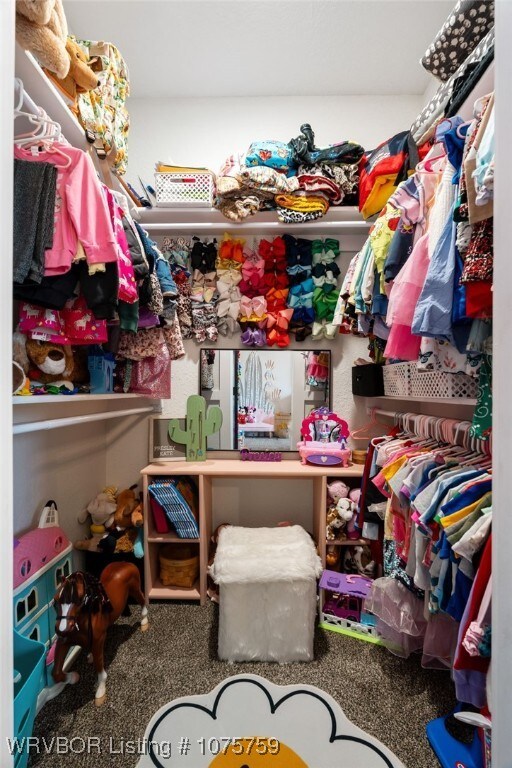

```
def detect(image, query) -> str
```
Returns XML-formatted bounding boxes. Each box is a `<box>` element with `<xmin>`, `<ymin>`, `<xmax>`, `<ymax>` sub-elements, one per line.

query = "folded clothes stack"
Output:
<box><xmin>213</xmin><ymin>125</ymin><xmax>364</xmax><ymax>222</ymax></box>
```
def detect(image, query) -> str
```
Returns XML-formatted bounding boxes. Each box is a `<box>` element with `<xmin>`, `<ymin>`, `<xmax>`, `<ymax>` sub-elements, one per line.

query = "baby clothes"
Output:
<box><xmin>14</xmin><ymin>144</ymin><xmax>118</xmax><ymax>276</ymax></box>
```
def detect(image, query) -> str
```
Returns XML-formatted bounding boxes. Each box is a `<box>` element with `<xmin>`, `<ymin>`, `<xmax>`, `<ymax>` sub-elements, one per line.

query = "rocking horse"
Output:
<box><xmin>52</xmin><ymin>562</ymin><xmax>148</xmax><ymax>705</ymax></box>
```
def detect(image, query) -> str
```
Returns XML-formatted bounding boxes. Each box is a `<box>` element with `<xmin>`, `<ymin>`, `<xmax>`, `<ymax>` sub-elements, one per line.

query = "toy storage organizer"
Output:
<box><xmin>141</xmin><ymin>460</ymin><xmax>364</xmax><ymax>605</ymax></box>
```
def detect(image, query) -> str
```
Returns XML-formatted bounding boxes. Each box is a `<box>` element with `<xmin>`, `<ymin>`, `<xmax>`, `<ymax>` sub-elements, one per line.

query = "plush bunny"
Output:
<box><xmin>16</xmin><ymin>0</ymin><xmax>70</xmax><ymax>79</ymax></box>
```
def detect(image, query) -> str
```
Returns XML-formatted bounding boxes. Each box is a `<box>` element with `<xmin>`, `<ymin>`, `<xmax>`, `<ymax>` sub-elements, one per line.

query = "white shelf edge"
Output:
<box><xmin>13</xmin><ymin>394</ymin><xmax>153</xmax><ymax>405</ymax></box>
<box><xmin>136</xmin><ymin>205</ymin><xmax>370</xmax><ymax>232</ymax></box>
<box><xmin>364</xmin><ymin>395</ymin><xmax>476</xmax><ymax>406</ymax></box>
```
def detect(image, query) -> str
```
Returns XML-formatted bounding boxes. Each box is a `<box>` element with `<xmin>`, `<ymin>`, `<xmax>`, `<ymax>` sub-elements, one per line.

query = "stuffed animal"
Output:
<box><xmin>343</xmin><ymin>545</ymin><xmax>375</xmax><ymax>577</ymax></box>
<box><xmin>13</xmin><ymin>331</ymin><xmax>88</xmax><ymax>388</ymax></box>
<box><xmin>74</xmin><ymin>487</ymin><xmax>117</xmax><ymax>552</ymax></box>
<box><xmin>98</xmin><ymin>485</ymin><xmax>143</xmax><ymax>555</ymax></box>
<box><xmin>326</xmin><ymin>498</ymin><xmax>354</xmax><ymax>542</ymax></box>
<box><xmin>16</xmin><ymin>0</ymin><xmax>70</xmax><ymax>79</ymax></box>
<box><xmin>327</xmin><ymin>480</ymin><xmax>349</xmax><ymax>506</ymax></box>
<box><xmin>45</xmin><ymin>38</ymin><xmax>100</xmax><ymax>107</ymax></box>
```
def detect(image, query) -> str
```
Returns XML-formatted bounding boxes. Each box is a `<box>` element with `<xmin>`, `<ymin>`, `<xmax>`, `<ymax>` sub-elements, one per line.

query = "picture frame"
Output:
<box><xmin>148</xmin><ymin>416</ymin><xmax>187</xmax><ymax>462</ymax></box>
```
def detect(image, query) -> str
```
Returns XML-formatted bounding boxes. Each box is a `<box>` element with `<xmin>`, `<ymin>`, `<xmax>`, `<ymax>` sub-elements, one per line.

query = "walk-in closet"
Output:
<box><xmin>2</xmin><ymin>2</ymin><xmax>510</xmax><ymax>767</ymax></box>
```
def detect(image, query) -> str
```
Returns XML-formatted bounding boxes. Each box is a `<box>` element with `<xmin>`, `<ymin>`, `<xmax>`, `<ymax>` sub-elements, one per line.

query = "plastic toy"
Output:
<box><xmin>52</xmin><ymin>562</ymin><xmax>148</xmax><ymax>706</ymax></box>
<box><xmin>14</xmin><ymin>629</ymin><xmax>46</xmax><ymax>768</ymax></box>
<box><xmin>297</xmin><ymin>407</ymin><xmax>351</xmax><ymax>466</ymax></box>
<box><xmin>168</xmin><ymin>394</ymin><xmax>223</xmax><ymax>462</ymax></box>
<box><xmin>426</xmin><ymin>707</ymin><xmax>487</xmax><ymax>768</ymax></box>
<box><xmin>13</xmin><ymin>501</ymin><xmax>76</xmax><ymax>711</ymax></box>
<box><xmin>319</xmin><ymin>570</ymin><xmax>380</xmax><ymax>644</ymax></box>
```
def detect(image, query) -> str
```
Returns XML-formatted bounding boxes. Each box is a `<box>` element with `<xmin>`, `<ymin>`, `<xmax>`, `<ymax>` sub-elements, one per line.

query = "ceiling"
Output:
<box><xmin>64</xmin><ymin>0</ymin><xmax>454</xmax><ymax>99</ymax></box>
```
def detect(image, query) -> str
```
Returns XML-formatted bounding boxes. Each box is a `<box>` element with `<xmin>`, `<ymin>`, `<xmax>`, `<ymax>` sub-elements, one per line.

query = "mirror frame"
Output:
<box><xmin>198</xmin><ymin>348</ymin><xmax>333</xmax><ymax>453</ymax></box>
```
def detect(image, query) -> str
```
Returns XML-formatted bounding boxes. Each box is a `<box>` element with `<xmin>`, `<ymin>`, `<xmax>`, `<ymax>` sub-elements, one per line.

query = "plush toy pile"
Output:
<box><xmin>74</xmin><ymin>485</ymin><xmax>144</xmax><ymax>558</ymax></box>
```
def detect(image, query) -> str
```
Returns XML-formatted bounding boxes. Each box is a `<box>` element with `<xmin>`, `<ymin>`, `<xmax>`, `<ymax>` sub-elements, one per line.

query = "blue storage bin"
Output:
<box><xmin>13</xmin><ymin>629</ymin><xmax>46</xmax><ymax>768</ymax></box>
<box><xmin>88</xmin><ymin>347</ymin><xmax>115</xmax><ymax>394</ymax></box>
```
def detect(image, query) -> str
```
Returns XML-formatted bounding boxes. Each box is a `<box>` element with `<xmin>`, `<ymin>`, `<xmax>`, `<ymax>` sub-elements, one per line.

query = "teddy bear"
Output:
<box><xmin>16</xmin><ymin>0</ymin><xmax>70</xmax><ymax>79</ymax></box>
<box><xmin>98</xmin><ymin>485</ymin><xmax>143</xmax><ymax>556</ymax></box>
<box><xmin>45</xmin><ymin>38</ymin><xmax>100</xmax><ymax>110</ymax></box>
<box><xmin>74</xmin><ymin>487</ymin><xmax>117</xmax><ymax>552</ymax></box>
<box><xmin>13</xmin><ymin>330</ymin><xmax>89</xmax><ymax>389</ymax></box>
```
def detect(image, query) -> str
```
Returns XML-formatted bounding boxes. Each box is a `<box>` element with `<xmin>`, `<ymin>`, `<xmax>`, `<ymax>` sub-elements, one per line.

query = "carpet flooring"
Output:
<box><xmin>32</xmin><ymin>601</ymin><xmax>455</xmax><ymax>767</ymax></box>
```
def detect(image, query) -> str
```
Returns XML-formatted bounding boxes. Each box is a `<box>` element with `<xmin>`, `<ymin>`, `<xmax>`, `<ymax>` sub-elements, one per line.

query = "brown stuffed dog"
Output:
<box><xmin>16</xmin><ymin>0</ymin><xmax>69</xmax><ymax>79</ymax></box>
<box><xmin>98</xmin><ymin>486</ymin><xmax>143</xmax><ymax>555</ymax></box>
<box><xmin>13</xmin><ymin>330</ymin><xmax>89</xmax><ymax>387</ymax></box>
<box><xmin>45</xmin><ymin>38</ymin><xmax>100</xmax><ymax>109</ymax></box>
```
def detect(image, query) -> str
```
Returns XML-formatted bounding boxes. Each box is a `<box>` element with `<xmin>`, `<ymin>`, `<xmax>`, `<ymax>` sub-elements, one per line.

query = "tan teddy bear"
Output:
<box><xmin>16</xmin><ymin>0</ymin><xmax>69</xmax><ymax>79</ymax></box>
<box><xmin>45</xmin><ymin>38</ymin><xmax>100</xmax><ymax>109</ymax></box>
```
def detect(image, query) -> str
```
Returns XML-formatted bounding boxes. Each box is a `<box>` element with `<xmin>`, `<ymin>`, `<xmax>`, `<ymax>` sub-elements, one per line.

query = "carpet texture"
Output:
<box><xmin>31</xmin><ymin>601</ymin><xmax>455</xmax><ymax>767</ymax></box>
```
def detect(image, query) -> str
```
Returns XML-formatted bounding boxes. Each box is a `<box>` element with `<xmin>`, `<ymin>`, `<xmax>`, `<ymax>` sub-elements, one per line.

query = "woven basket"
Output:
<box><xmin>159</xmin><ymin>544</ymin><xmax>199</xmax><ymax>588</ymax></box>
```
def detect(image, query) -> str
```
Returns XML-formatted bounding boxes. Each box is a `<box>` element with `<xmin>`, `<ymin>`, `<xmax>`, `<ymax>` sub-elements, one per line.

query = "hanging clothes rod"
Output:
<box><xmin>367</xmin><ymin>406</ymin><xmax>492</xmax><ymax>455</ymax></box>
<box><xmin>13</xmin><ymin>406</ymin><xmax>155</xmax><ymax>435</ymax></box>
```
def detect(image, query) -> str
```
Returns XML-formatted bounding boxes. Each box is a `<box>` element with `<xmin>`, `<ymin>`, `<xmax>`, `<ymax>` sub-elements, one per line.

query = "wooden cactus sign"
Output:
<box><xmin>168</xmin><ymin>395</ymin><xmax>223</xmax><ymax>462</ymax></box>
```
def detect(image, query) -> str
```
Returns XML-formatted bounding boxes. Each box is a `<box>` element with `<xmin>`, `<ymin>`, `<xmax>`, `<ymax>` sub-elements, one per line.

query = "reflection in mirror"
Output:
<box><xmin>200</xmin><ymin>349</ymin><xmax>331</xmax><ymax>451</ymax></box>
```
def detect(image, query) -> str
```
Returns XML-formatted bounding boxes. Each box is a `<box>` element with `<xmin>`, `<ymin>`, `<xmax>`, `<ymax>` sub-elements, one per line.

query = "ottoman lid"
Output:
<box><xmin>211</xmin><ymin>525</ymin><xmax>322</xmax><ymax>585</ymax></box>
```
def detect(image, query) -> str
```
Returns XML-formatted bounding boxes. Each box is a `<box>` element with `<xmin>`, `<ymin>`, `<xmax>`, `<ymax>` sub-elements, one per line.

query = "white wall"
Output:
<box><xmin>126</xmin><ymin>94</ymin><xmax>423</xmax><ymax>182</ymax></box>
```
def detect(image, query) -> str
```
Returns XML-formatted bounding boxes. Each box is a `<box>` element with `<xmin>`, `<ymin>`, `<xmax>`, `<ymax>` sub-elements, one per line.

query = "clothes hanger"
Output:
<box><xmin>350</xmin><ymin>406</ymin><xmax>382</xmax><ymax>440</ymax></box>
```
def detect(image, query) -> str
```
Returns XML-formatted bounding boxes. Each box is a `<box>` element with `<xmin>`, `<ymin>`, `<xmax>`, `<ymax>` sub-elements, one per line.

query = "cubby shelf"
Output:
<box><xmin>148</xmin><ymin>578</ymin><xmax>201</xmax><ymax>602</ymax></box>
<box><xmin>142</xmin><ymin>460</ymin><xmax>364</xmax><ymax>605</ymax></box>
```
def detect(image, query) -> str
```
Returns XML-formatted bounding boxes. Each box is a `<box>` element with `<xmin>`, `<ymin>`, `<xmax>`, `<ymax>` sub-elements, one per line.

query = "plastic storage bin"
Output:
<box><xmin>155</xmin><ymin>171</ymin><xmax>215</xmax><ymax>208</ymax></box>
<box><xmin>382</xmin><ymin>362</ymin><xmax>413</xmax><ymax>396</ymax></box>
<box><xmin>13</xmin><ymin>629</ymin><xmax>46</xmax><ymax>768</ymax></box>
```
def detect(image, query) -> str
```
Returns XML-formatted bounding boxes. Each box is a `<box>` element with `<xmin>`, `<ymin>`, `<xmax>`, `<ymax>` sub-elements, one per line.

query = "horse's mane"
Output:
<box><xmin>60</xmin><ymin>571</ymin><xmax>113</xmax><ymax>615</ymax></box>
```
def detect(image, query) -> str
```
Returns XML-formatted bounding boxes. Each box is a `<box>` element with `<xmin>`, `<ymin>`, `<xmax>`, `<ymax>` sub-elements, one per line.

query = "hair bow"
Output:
<box><xmin>266</xmin><ymin>287</ymin><xmax>289</xmax><ymax>312</ymax></box>
<box><xmin>312</xmin><ymin>262</ymin><xmax>341</xmax><ymax>291</ymax></box>
<box><xmin>241</xmin><ymin>327</ymin><xmax>266</xmax><ymax>347</ymax></box>
<box><xmin>259</xmin><ymin>237</ymin><xmax>287</xmax><ymax>272</ymax></box>
<box><xmin>216</xmin><ymin>268</ymin><xmax>243</xmax><ymax>287</ymax></box>
<box><xmin>261</xmin><ymin>271</ymin><xmax>289</xmax><ymax>291</ymax></box>
<box><xmin>241</xmin><ymin>258</ymin><xmax>265</xmax><ymax>281</ymax></box>
<box><xmin>218</xmin><ymin>233</ymin><xmax>245</xmax><ymax>266</ymax></box>
<box><xmin>283</xmin><ymin>234</ymin><xmax>313</xmax><ymax>269</ymax></box>
<box><xmin>191</xmin><ymin>270</ymin><xmax>217</xmax><ymax>303</ymax></box>
<box><xmin>312</xmin><ymin>238</ymin><xmax>340</xmax><ymax>265</ymax></box>
<box><xmin>312</xmin><ymin>287</ymin><xmax>339</xmax><ymax>321</ymax></box>
<box><xmin>217</xmin><ymin>284</ymin><xmax>241</xmax><ymax>321</ymax></box>
<box><xmin>239</xmin><ymin>295</ymin><xmax>267</xmax><ymax>320</ymax></box>
<box><xmin>288</xmin><ymin>278</ymin><xmax>315</xmax><ymax>323</ymax></box>
<box><xmin>266</xmin><ymin>308</ymin><xmax>293</xmax><ymax>348</ymax></box>
<box><xmin>312</xmin><ymin>319</ymin><xmax>338</xmax><ymax>340</ymax></box>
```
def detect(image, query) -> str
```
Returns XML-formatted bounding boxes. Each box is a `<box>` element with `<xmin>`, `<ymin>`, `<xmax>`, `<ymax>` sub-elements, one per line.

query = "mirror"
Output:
<box><xmin>200</xmin><ymin>349</ymin><xmax>331</xmax><ymax>451</ymax></box>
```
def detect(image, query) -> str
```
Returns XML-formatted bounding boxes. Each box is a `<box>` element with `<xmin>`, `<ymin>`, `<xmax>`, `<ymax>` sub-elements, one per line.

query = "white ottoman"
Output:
<box><xmin>211</xmin><ymin>525</ymin><xmax>322</xmax><ymax>662</ymax></box>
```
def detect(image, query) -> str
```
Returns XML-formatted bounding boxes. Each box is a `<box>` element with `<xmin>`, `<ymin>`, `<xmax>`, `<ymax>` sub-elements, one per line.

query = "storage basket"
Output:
<box><xmin>14</xmin><ymin>629</ymin><xmax>46</xmax><ymax>768</ymax></box>
<box><xmin>159</xmin><ymin>544</ymin><xmax>199</xmax><ymax>588</ymax></box>
<box><xmin>155</xmin><ymin>171</ymin><xmax>214</xmax><ymax>208</ymax></box>
<box><xmin>410</xmin><ymin>369</ymin><xmax>479</xmax><ymax>399</ymax></box>
<box><xmin>382</xmin><ymin>362</ymin><xmax>413</xmax><ymax>397</ymax></box>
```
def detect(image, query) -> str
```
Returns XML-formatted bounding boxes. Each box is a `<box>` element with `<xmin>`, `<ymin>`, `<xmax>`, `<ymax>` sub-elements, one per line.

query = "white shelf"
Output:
<box><xmin>137</xmin><ymin>206</ymin><xmax>370</xmax><ymax>235</ymax></box>
<box><xmin>365</xmin><ymin>396</ymin><xmax>476</xmax><ymax>407</ymax></box>
<box><xmin>13</xmin><ymin>394</ymin><xmax>151</xmax><ymax>405</ymax></box>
